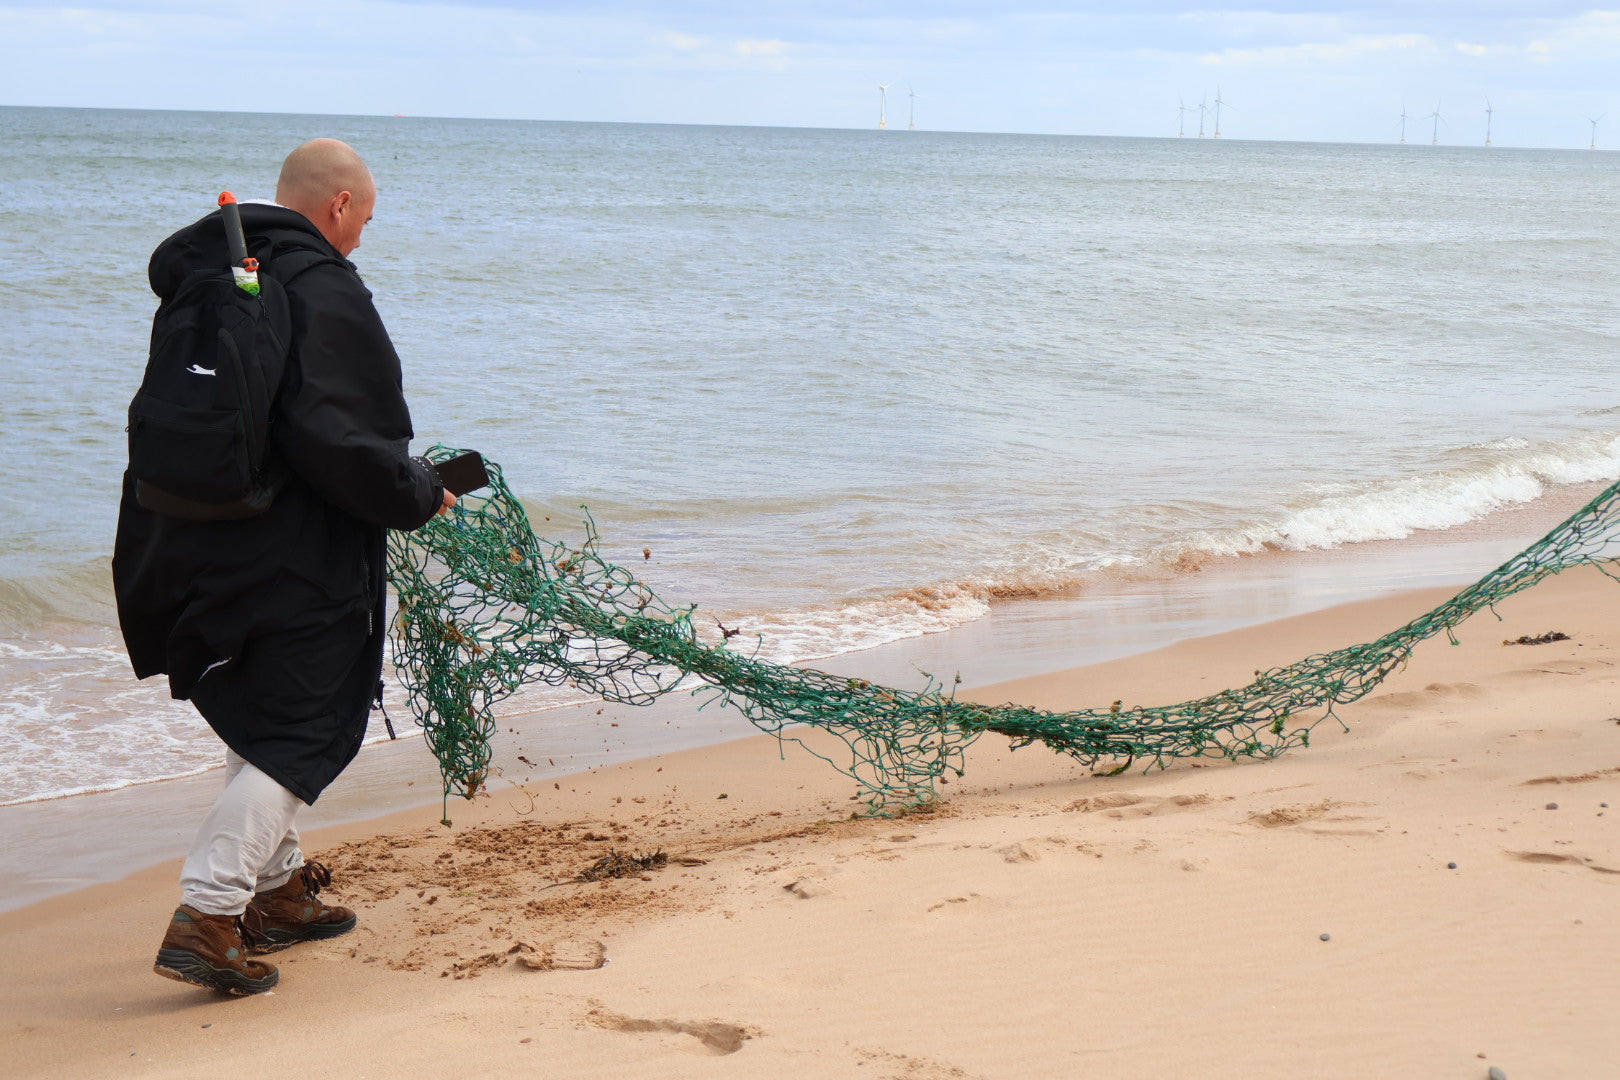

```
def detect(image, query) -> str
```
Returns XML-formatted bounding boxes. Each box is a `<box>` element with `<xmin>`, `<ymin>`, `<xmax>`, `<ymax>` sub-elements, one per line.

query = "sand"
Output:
<box><xmin>4</xmin><ymin>564</ymin><xmax>1619</xmax><ymax>1079</ymax></box>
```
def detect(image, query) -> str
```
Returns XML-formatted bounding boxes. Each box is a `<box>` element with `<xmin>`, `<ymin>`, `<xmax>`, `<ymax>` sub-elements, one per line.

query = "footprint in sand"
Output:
<box><xmin>782</xmin><ymin>875</ymin><xmax>833</xmax><ymax>899</ymax></box>
<box><xmin>858</xmin><ymin>1046</ymin><xmax>982</xmax><ymax>1079</ymax></box>
<box><xmin>1507</xmin><ymin>851</ymin><xmax>1620</xmax><ymax>874</ymax></box>
<box><xmin>925</xmin><ymin>892</ymin><xmax>994</xmax><ymax>914</ymax></box>
<box><xmin>1521</xmin><ymin>766</ymin><xmax>1620</xmax><ymax>786</ymax></box>
<box><xmin>1368</xmin><ymin>682</ymin><xmax>1487</xmax><ymax>710</ymax></box>
<box><xmin>996</xmin><ymin>842</ymin><xmax>1038</xmax><ymax>863</ymax></box>
<box><xmin>1247</xmin><ymin>799</ymin><xmax>1375</xmax><ymax>835</ymax></box>
<box><xmin>592</xmin><ymin>1009</ymin><xmax>752</xmax><ymax>1055</ymax></box>
<box><xmin>1065</xmin><ymin>792</ymin><xmax>1213</xmax><ymax>818</ymax></box>
<box><xmin>1503</xmin><ymin>659</ymin><xmax>1590</xmax><ymax>681</ymax></box>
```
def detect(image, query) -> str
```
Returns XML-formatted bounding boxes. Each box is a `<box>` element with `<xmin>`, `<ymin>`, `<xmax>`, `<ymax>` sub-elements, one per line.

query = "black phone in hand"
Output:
<box><xmin>435</xmin><ymin>450</ymin><xmax>489</xmax><ymax>496</ymax></box>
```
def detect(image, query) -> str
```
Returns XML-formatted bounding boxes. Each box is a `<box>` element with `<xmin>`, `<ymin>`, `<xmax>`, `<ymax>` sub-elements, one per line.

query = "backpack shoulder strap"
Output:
<box><xmin>261</xmin><ymin>248</ymin><xmax>349</xmax><ymax>288</ymax></box>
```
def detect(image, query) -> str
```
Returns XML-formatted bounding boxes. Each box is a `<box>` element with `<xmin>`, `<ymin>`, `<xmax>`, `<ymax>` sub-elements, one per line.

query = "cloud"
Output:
<box><xmin>1509</xmin><ymin>9</ymin><xmax>1620</xmax><ymax>60</ymax></box>
<box><xmin>1202</xmin><ymin>33</ymin><xmax>1432</xmax><ymax>67</ymax></box>
<box><xmin>645</xmin><ymin>27</ymin><xmax>795</xmax><ymax>69</ymax></box>
<box><xmin>660</xmin><ymin>30</ymin><xmax>704</xmax><ymax>51</ymax></box>
<box><xmin>734</xmin><ymin>38</ymin><xmax>786</xmax><ymax>57</ymax></box>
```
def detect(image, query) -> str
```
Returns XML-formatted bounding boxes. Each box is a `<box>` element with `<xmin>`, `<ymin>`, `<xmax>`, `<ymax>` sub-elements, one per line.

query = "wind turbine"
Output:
<box><xmin>1585</xmin><ymin>115</ymin><xmax>1602</xmax><ymax>150</ymax></box>
<box><xmin>907</xmin><ymin>86</ymin><xmax>918</xmax><ymax>130</ymax></box>
<box><xmin>1197</xmin><ymin>96</ymin><xmax>1207</xmax><ymax>138</ymax></box>
<box><xmin>877</xmin><ymin>84</ymin><xmax>890</xmax><ymax>130</ymax></box>
<box><xmin>1213</xmin><ymin>87</ymin><xmax>1229</xmax><ymax>139</ymax></box>
<box><xmin>1429</xmin><ymin>101</ymin><xmax>1444</xmax><ymax>145</ymax></box>
<box><xmin>1178</xmin><ymin>96</ymin><xmax>1191</xmax><ymax>137</ymax></box>
<box><xmin>1484</xmin><ymin>100</ymin><xmax>1494</xmax><ymax>147</ymax></box>
<box><xmin>1399</xmin><ymin>103</ymin><xmax>1409</xmax><ymax>144</ymax></box>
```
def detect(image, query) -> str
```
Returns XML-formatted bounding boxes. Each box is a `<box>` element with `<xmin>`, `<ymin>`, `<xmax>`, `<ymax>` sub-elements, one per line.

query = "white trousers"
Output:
<box><xmin>180</xmin><ymin>749</ymin><xmax>305</xmax><ymax>916</ymax></box>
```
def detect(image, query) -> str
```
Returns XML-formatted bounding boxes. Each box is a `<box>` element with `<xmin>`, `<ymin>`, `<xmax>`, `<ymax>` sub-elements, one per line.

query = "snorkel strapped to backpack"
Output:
<box><xmin>218</xmin><ymin>192</ymin><xmax>261</xmax><ymax>297</ymax></box>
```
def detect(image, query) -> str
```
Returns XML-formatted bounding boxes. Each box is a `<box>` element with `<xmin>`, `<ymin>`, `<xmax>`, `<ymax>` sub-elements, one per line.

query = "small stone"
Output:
<box><xmin>1489</xmin><ymin>1066</ymin><xmax>1508</xmax><ymax>1080</ymax></box>
<box><xmin>1447</xmin><ymin>862</ymin><xmax>1458</xmax><ymax>870</ymax></box>
<box><xmin>1602</xmin><ymin>803</ymin><xmax>1609</xmax><ymax>808</ymax></box>
<box><xmin>201</xmin><ymin>1024</ymin><xmax>212</xmax><ymax>1029</ymax></box>
<box><xmin>520</xmin><ymin>1038</ymin><xmax>533</xmax><ymax>1044</ymax></box>
<box><xmin>1545</xmin><ymin>802</ymin><xmax>1559</xmax><ymax>811</ymax></box>
<box><xmin>1319</xmin><ymin>932</ymin><xmax>1331</xmax><ymax>942</ymax></box>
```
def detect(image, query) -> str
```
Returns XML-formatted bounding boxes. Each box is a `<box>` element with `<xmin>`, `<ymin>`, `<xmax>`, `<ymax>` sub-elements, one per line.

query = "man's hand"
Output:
<box><xmin>436</xmin><ymin>488</ymin><xmax>457</xmax><ymax>516</ymax></box>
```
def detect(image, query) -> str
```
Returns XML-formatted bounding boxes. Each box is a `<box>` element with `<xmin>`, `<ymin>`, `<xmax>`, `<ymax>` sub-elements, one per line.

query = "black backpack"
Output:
<box><xmin>126</xmin><ymin>247</ymin><xmax>330</xmax><ymax>520</ymax></box>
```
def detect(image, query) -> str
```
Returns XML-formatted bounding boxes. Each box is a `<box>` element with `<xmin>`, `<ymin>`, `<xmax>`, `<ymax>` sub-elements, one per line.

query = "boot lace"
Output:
<box><xmin>298</xmin><ymin>860</ymin><xmax>334</xmax><ymax>896</ymax></box>
<box><xmin>237</xmin><ymin>910</ymin><xmax>270</xmax><ymax>950</ymax></box>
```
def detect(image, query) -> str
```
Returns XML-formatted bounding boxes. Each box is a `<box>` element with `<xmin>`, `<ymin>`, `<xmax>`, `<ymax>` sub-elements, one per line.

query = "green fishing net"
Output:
<box><xmin>387</xmin><ymin>447</ymin><xmax>1620</xmax><ymax>815</ymax></box>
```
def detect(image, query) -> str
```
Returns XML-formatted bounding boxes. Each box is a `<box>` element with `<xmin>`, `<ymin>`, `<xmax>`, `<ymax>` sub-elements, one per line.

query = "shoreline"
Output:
<box><xmin>3</xmin><ymin>476</ymin><xmax>1610</xmax><ymax>810</ymax></box>
<box><xmin>2</xmin><ymin>479</ymin><xmax>1611</xmax><ymax>913</ymax></box>
<box><xmin>3</xmin><ymin>556</ymin><xmax>1618</xmax><ymax>1076</ymax></box>
<box><xmin>6</xmin><ymin>479</ymin><xmax>1613</xmax><ymax>913</ymax></box>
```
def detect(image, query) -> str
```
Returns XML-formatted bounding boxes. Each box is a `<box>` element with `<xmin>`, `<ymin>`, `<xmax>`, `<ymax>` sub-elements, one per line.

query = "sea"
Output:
<box><xmin>5</xmin><ymin>105</ymin><xmax>1620</xmax><ymax>811</ymax></box>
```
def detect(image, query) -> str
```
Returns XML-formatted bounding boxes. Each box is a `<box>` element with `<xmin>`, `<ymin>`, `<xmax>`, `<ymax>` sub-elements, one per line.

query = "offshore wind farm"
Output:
<box><xmin>1156</xmin><ymin>91</ymin><xmax>1606</xmax><ymax>148</ymax></box>
<box><xmin>870</xmin><ymin>79</ymin><xmax>1611</xmax><ymax>149</ymax></box>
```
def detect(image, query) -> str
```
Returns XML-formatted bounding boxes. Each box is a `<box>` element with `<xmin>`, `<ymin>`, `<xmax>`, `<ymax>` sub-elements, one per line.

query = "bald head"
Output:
<box><xmin>275</xmin><ymin>138</ymin><xmax>376</xmax><ymax>257</ymax></box>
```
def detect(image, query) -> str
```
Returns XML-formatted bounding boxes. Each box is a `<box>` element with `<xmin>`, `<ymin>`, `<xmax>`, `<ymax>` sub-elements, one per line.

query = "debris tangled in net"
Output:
<box><xmin>388</xmin><ymin>448</ymin><xmax>1620</xmax><ymax>816</ymax></box>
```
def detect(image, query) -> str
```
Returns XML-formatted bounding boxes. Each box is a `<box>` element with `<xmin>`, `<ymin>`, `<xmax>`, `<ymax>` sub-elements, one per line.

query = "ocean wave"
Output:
<box><xmin>1210</xmin><ymin>431</ymin><xmax>1620</xmax><ymax>555</ymax></box>
<box><xmin>9</xmin><ymin>430</ymin><xmax>1620</xmax><ymax>804</ymax></box>
<box><xmin>0</xmin><ymin>557</ymin><xmax>117</xmax><ymax>636</ymax></box>
<box><xmin>724</xmin><ymin>584</ymin><xmax>994</xmax><ymax>665</ymax></box>
<box><xmin>710</xmin><ymin>431</ymin><xmax>1620</xmax><ymax>664</ymax></box>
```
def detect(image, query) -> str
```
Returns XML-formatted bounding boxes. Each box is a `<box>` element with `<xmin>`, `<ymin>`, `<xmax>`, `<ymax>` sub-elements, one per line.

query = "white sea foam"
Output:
<box><xmin>1202</xmin><ymin>433</ymin><xmax>1620</xmax><ymax>557</ymax></box>
<box><xmin>684</xmin><ymin>433</ymin><xmax>1620</xmax><ymax>669</ymax></box>
<box><xmin>0</xmin><ymin>636</ymin><xmax>215</xmax><ymax>806</ymax></box>
<box><xmin>722</xmin><ymin>587</ymin><xmax>993</xmax><ymax>666</ymax></box>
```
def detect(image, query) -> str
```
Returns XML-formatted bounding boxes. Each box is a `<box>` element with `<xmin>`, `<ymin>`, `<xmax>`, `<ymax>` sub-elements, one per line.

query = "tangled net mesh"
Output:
<box><xmin>388</xmin><ymin>447</ymin><xmax>1620</xmax><ymax>816</ymax></box>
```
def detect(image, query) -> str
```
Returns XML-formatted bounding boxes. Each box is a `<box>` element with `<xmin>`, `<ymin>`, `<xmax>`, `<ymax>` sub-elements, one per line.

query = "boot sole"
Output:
<box><xmin>154</xmin><ymin>948</ymin><xmax>279</xmax><ymax>995</ymax></box>
<box><xmin>246</xmin><ymin>913</ymin><xmax>358</xmax><ymax>955</ymax></box>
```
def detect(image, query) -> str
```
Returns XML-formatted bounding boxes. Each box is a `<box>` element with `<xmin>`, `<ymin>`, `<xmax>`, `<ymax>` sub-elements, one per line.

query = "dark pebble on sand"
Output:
<box><xmin>1448</xmin><ymin>862</ymin><xmax>1458</xmax><ymax>869</ymax></box>
<box><xmin>1546</xmin><ymin>802</ymin><xmax>1559</xmax><ymax>810</ymax></box>
<box><xmin>1489</xmin><ymin>1067</ymin><xmax>1508</xmax><ymax>1080</ymax></box>
<box><xmin>1319</xmin><ymin>933</ymin><xmax>1331</xmax><ymax>941</ymax></box>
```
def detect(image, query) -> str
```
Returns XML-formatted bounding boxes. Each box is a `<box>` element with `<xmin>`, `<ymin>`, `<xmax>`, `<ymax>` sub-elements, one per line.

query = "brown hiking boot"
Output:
<box><xmin>242</xmin><ymin>860</ymin><xmax>357</xmax><ymax>954</ymax></box>
<box><xmin>153</xmin><ymin>905</ymin><xmax>279</xmax><ymax>995</ymax></box>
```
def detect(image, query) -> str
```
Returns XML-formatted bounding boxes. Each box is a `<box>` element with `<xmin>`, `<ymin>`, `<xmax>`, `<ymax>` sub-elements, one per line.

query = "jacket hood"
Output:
<box><xmin>147</xmin><ymin>203</ymin><xmax>347</xmax><ymax>300</ymax></box>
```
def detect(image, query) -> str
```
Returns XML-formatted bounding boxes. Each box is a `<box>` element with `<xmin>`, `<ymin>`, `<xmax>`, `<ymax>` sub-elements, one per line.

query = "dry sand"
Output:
<box><xmin>4</xmin><ymin>565</ymin><xmax>1619</xmax><ymax>1079</ymax></box>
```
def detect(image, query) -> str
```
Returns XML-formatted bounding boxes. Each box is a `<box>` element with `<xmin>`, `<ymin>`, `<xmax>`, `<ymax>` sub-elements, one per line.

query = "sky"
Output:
<box><xmin>2</xmin><ymin>1</ymin><xmax>1618</xmax><ymax>147</ymax></box>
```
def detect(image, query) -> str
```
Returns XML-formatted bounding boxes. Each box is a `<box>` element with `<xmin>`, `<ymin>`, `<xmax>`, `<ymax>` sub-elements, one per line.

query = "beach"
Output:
<box><xmin>10</xmin><ymin>111</ymin><xmax>1620</xmax><ymax>814</ymax></box>
<box><xmin>3</xmin><ymin>484</ymin><xmax>1600</xmax><ymax>913</ymax></box>
<box><xmin>6</xmin><ymin>107</ymin><xmax>1620</xmax><ymax>1079</ymax></box>
<box><xmin>4</xmin><ymin>554</ymin><xmax>1617</xmax><ymax>1079</ymax></box>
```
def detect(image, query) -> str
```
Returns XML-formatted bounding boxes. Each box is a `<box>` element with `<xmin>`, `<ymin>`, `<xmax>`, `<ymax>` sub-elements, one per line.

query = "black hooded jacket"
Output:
<box><xmin>113</xmin><ymin>203</ymin><xmax>442</xmax><ymax>800</ymax></box>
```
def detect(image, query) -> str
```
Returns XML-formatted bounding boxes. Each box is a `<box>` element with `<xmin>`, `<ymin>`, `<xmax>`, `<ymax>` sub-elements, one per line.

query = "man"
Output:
<box><xmin>113</xmin><ymin>139</ymin><xmax>454</xmax><ymax>995</ymax></box>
